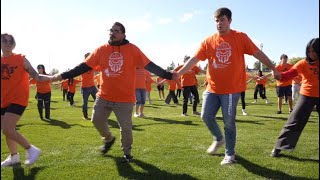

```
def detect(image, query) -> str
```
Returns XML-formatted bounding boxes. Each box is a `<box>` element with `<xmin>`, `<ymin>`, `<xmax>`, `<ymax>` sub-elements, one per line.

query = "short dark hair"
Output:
<box><xmin>113</xmin><ymin>22</ymin><xmax>125</xmax><ymax>34</ymax></box>
<box><xmin>1</xmin><ymin>33</ymin><xmax>16</xmax><ymax>48</ymax></box>
<box><xmin>306</xmin><ymin>38</ymin><xmax>319</xmax><ymax>64</ymax></box>
<box><xmin>280</xmin><ymin>54</ymin><xmax>288</xmax><ymax>60</ymax></box>
<box><xmin>214</xmin><ymin>7</ymin><xmax>232</xmax><ymax>20</ymax></box>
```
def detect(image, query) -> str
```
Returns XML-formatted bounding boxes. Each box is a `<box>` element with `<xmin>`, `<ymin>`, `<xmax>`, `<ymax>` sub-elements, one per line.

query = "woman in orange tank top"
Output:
<box><xmin>1</xmin><ymin>33</ymin><xmax>52</xmax><ymax>167</ymax></box>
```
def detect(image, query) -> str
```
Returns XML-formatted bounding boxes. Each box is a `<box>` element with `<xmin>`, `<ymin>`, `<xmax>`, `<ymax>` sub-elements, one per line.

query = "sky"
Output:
<box><xmin>1</xmin><ymin>0</ymin><xmax>319</xmax><ymax>73</ymax></box>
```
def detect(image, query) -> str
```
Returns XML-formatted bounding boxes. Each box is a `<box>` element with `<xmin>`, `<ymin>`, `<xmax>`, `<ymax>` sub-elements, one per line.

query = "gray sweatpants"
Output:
<box><xmin>91</xmin><ymin>97</ymin><xmax>134</xmax><ymax>155</ymax></box>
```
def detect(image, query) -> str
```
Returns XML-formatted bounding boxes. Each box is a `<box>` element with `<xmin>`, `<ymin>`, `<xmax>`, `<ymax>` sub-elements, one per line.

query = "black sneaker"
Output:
<box><xmin>270</xmin><ymin>148</ymin><xmax>281</xmax><ymax>157</ymax></box>
<box><xmin>121</xmin><ymin>154</ymin><xmax>133</xmax><ymax>163</ymax></box>
<box><xmin>276</xmin><ymin>110</ymin><xmax>282</xmax><ymax>114</ymax></box>
<box><xmin>100</xmin><ymin>137</ymin><xmax>115</xmax><ymax>154</ymax></box>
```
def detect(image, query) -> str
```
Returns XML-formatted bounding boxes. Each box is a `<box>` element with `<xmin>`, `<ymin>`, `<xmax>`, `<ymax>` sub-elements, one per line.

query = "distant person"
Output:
<box><xmin>134</xmin><ymin>68</ymin><xmax>148</xmax><ymax>118</ymax></box>
<box><xmin>248</xmin><ymin>70</ymin><xmax>270</xmax><ymax>104</ymax></box>
<box><xmin>1</xmin><ymin>33</ymin><xmax>51</xmax><ymax>167</ymax></box>
<box><xmin>174</xmin><ymin>8</ymin><xmax>280</xmax><ymax>165</ymax></box>
<box><xmin>175</xmin><ymin>55</ymin><xmax>205</xmax><ymax>116</ymax></box>
<box><xmin>30</xmin><ymin>64</ymin><xmax>52</xmax><ymax>119</ymax></box>
<box><xmin>291</xmin><ymin>74</ymin><xmax>302</xmax><ymax>102</ymax></box>
<box><xmin>50</xmin><ymin>22</ymin><xmax>174</xmax><ymax>163</ymax></box>
<box><xmin>145</xmin><ymin>71</ymin><xmax>155</xmax><ymax>104</ymax></box>
<box><xmin>94</xmin><ymin>72</ymin><xmax>101</xmax><ymax>89</ymax></box>
<box><xmin>67</xmin><ymin>78</ymin><xmax>81</xmax><ymax>106</ymax></box>
<box><xmin>275</xmin><ymin>54</ymin><xmax>294</xmax><ymax>114</ymax></box>
<box><xmin>159</xmin><ymin>79</ymin><xmax>179</xmax><ymax>105</ymax></box>
<box><xmin>271</xmin><ymin>38</ymin><xmax>319</xmax><ymax>157</ymax></box>
<box><xmin>175</xmin><ymin>78</ymin><xmax>182</xmax><ymax>99</ymax></box>
<box><xmin>156</xmin><ymin>76</ymin><xmax>165</xmax><ymax>100</ymax></box>
<box><xmin>81</xmin><ymin>53</ymin><xmax>98</xmax><ymax>120</ymax></box>
<box><xmin>240</xmin><ymin>72</ymin><xmax>251</xmax><ymax>115</ymax></box>
<box><xmin>60</xmin><ymin>79</ymin><xmax>69</xmax><ymax>101</ymax></box>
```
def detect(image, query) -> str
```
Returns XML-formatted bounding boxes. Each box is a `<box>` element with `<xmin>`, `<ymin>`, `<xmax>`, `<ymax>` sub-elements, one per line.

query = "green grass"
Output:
<box><xmin>1</xmin><ymin>77</ymin><xmax>319</xmax><ymax>180</ymax></box>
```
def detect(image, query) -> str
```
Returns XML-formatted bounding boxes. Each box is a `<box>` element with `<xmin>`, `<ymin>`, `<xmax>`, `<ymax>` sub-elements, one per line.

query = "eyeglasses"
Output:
<box><xmin>1</xmin><ymin>39</ymin><xmax>14</xmax><ymax>45</ymax></box>
<box><xmin>108</xmin><ymin>29</ymin><xmax>121</xmax><ymax>34</ymax></box>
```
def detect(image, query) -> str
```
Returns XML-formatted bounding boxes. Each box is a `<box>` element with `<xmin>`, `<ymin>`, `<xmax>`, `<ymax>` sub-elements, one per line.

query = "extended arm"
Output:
<box><xmin>253</xmin><ymin>50</ymin><xmax>281</xmax><ymax>80</ymax></box>
<box><xmin>144</xmin><ymin>62</ymin><xmax>172</xmax><ymax>80</ymax></box>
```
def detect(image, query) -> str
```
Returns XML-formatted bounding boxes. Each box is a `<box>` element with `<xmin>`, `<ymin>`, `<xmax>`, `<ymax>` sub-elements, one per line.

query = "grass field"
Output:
<box><xmin>1</xmin><ymin>76</ymin><xmax>319</xmax><ymax>180</ymax></box>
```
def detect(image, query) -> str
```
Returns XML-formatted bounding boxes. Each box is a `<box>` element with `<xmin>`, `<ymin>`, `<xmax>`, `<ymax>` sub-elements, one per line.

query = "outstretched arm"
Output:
<box><xmin>53</xmin><ymin>62</ymin><xmax>92</xmax><ymax>81</ymax></box>
<box><xmin>253</xmin><ymin>50</ymin><xmax>281</xmax><ymax>80</ymax></box>
<box><xmin>24</xmin><ymin>57</ymin><xmax>52</xmax><ymax>82</ymax></box>
<box><xmin>144</xmin><ymin>62</ymin><xmax>173</xmax><ymax>80</ymax></box>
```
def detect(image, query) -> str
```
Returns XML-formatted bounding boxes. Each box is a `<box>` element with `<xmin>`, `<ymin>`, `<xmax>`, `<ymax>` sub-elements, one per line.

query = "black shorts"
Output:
<box><xmin>1</xmin><ymin>104</ymin><xmax>26</xmax><ymax>116</ymax></box>
<box><xmin>157</xmin><ymin>85</ymin><xmax>164</xmax><ymax>91</ymax></box>
<box><xmin>276</xmin><ymin>85</ymin><xmax>292</xmax><ymax>97</ymax></box>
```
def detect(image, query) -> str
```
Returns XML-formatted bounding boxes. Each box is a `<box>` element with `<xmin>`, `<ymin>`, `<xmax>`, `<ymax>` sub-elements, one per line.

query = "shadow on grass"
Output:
<box><xmin>275</xmin><ymin>153</ymin><xmax>319</xmax><ymax>163</ymax></box>
<box><xmin>253</xmin><ymin>115</ymin><xmax>288</xmax><ymax>121</ymax></box>
<box><xmin>144</xmin><ymin>117</ymin><xmax>198</xmax><ymax>126</ymax></box>
<box><xmin>235</xmin><ymin>119</ymin><xmax>265</xmax><ymax>125</ymax></box>
<box><xmin>11</xmin><ymin>163</ymin><xmax>45</xmax><ymax>180</ymax></box>
<box><xmin>41</xmin><ymin>118</ymin><xmax>72</xmax><ymax>129</ymax></box>
<box><xmin>236</xmin><ymin>155</ymin><xmax>318</xmax><ymax>180</ymax></box>
<box><xmin>107</xmin><ymin>155</ymin><xmax>198</xmax><ymax>180</ymax></box>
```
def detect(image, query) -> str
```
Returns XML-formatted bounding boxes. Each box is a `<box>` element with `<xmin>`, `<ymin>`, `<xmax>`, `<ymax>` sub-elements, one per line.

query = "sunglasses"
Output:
<box><xmin>1</xmin><ymin>39</ymin><xmax>14</xmax><ymax>45</ymax></box>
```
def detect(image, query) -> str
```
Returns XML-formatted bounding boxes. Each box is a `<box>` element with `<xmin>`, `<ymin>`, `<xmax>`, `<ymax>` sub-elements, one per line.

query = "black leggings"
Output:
<box><xmin>254</xmin><ymin>84</ymin><xmax>266</xmax><ymax>99</ymax></box>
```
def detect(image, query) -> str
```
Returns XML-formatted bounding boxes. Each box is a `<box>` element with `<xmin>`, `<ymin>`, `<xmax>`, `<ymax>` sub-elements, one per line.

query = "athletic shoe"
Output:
<box><xmin>193</xmin><ymin>111</ymin><xmax>201</xmax><ymax>115</ymax></box>
<box><xmin>276</xmin><ymin>110</ymin><xmax>282</xmax><ymax>114</ymax></box>
<box><xmin>133</xmin><ymin>113</ymin><xmax>140</xmax><ymax>118</ymax></box>
<box><xmin>121</xmin><ymin>154</ymin><xmax>133</xmax><ymax>163</ymax></box>
<box><xmin>100</xmin><ymin>137</ymin><xmax>116</xmax><ymax>154</ymax></box>
<box><xmin>25</xmin><ymin>145</ymin><xmax>41</xmax><ymax>166</ymax></box>
<box><xmin>266</xmin><ymin>99</ymin><xmax>269</xmax><ymax>104</ymax></box>
<box><xmin>139</xmin><ymin>113</ymin><xmax>146</xmax><ymax>118</ymax></box>
<box><xmin>242</xmin><ymin>109</ymin><xmax>247</xmax><ymax>116</ymax></box>
<box><xmin>270</xmin><ymin>148</ymin><xmax>281</xmax><ymax>157</ymax></box>
<box><xmin>206</xmin><ymin>138</ymin><xmax>225</xmax><ymax>155</ymax></box>
<box><xmin>181</xmin><ymin>113</ymin><xmax>188</xmax><ymax>116</ymax></box>
<box><xmin>1</xmin><ymin>153</ymin><xmax>20</xmax><ymax>167</ymax></box>
<box><xmin>252</xmin><ymin>100</ymin><xmax>257</xmax><ymax>103</ymax></box>
<box><xmin>220</xmin><ymin>155</ymin><xmax>237</xmax><ymax>165</ymax></box>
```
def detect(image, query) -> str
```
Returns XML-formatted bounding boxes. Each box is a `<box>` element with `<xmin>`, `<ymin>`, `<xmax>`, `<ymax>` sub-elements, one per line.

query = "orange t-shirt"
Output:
<box><xmin>81</xmin><ymin>70</ymin><xmax>95</xmax><ymax>88</ymax></box>
<box><xmin>175</xmin><ymin>65</ymin><xmax>200</xmax><ymax>87</ymax></box>
<box><xmin>30</xmin><ymin>78</ymin><xmax>51</xmax><ymax>93</ymax></box>
<box><xmin>145</xmin><ymin>72</ymin><xmax>155</xmax><ymax>92</ymax></box>
<box><xmin>61</xmin><ymin>80</ymin><xmax>69</xmax><ymax>90</ymax></box>
<box><xmin>135</xmin><ymin>69</ymin><xmax>147</xmax><ymax>89</ymax></box>
<box><xmin>276</xmin><ymin>63</ymin><xmax>294</xmax><ymax>87</ymax></box>
<box><xmin>176</xmin><ymin>79</ymin><xmax>182</xmax><ymax>90</ymax></box>
<box><xmin>195</xmin><ymin>30</ymin><xmax>259</xmax><ymax>94</ymax></box>
<box><xmin>255</xmin><ymin>76</ymin><xmax>267</xmax><ymax>86</ymax></box>
<box><xmin>1</xmin><ymin>54</ymin><xmax>29</xmax><ymax>107</ymax></box>
<box><xmin>165</xmin><ymin>80</ymin><xmax>178</xmax><ymax>91</ymax></box>
<box><xmin>292</xmin><ymin>75</ymin><xmax>302</xmax><ymax>85</ymax></box>
<box><xmin>68</xmin><ymin>79</ymin><xmax>81</xmax><ymax>93</ymax></box>
<box><xmin>85</xmin><ymin>43</ymin><xmax>151</xmax><ymax>103</ymax></box>
<box><xmin>156</xmin><ymin>77</ymin><xmax>164</xmax><ymax>86</ymax></box>
<box><xmin>293</xmin><ymin>59</ymin><xmax>319</xmax><ymax>97</ymax></box>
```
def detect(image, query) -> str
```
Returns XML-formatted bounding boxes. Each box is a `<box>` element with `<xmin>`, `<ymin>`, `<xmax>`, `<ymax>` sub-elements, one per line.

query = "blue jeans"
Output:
<box><xmin>201</xmin><ymin>91</ymin><xmax>240</xmax><ymax>156</ymax></box>
<box><xmin>135</xmin><ymin>89</ymin><xmax>146</xmax><ymax>105</ymax></box>
<box><xmin>81</xmin><ymin>86</ymin><xmax>98</xmax><ymax>112</ymax></box>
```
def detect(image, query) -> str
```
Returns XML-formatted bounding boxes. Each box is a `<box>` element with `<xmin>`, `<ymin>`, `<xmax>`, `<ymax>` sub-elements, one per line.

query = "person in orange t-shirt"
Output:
<box><xmin>271</xmin><ymin>38</ymin><xmax>319</xmax><ymax>157</ymax></box>
<box><xmin>67</xmin><ymin>78</ymin><xmax>81</xmax><ymax>106</ymax></box>
<box><xmin>174</xmin><ymin>8</ymin><xmax>280</xmax><ymax>165</ymax></box>
<box><xmin>248</xmin><ymin>70</ymin><xmax>270</xmax><ymax>104</ymax></box>
<box><xmin>29</xmin><ymin>64</ymin><xmax>52</xmax><ymax>119</ymax></box>
<box><xmin>239</xmin><ymin>72</ymin><xmax>252</xmax><ymax>116</ymax></box>
<box><xmin>156</xmin><ymin>76</ymin><xmax>165</xmax><ymax>100</ymax></box>
<box><xmin>175</xmin><ymin>78</ymin><xmax>182</xmax><ymax>99</ymax></box>
<box><xmin>159</xmin><ymin>79</ymin><xmax>179</xmax><ymax>105</ymax></box>
<box><xmin>175</xmin><ymin>55</ymin><xmax>205</xmax><ymax>116</ymax></box>
<box><xmin>291</xmin><ymin>74</ymin><xmax>302</xmax><ymax>102</ymax></box>
<box><xmin>275</xmin><ymin>54</ymin><xmax>294</xmax><ymax>114</ymax></box>
<box><xmin>50</xmin><ymin>22</ymin><xmax>174</xmax><ymax>162</ymax></box>
<box><xmin>145</xmin><ymin>71</ymin><xmax>155</xmax><ymax>104</ymax></box>
<box><xmin>134</xmin><ymin>68</ymin><xmax>148</xmax><ymax>118</ymax></box>
<box><xmin>60</xmin><ymin>79</ymin><xmax>69</xmax><ymax>101</ymax></box>
<box><xmin>81</xmin><ymin>52</ymin><xmax>98</xmax><ymax>120</ymax></box>
<box><xmin>1</xmin><ymin>33</ymin><xmax>51</xmax><ymax>167</ymax></box>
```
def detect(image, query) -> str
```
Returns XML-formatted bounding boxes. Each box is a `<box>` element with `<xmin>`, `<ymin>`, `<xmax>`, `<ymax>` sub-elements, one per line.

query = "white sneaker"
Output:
<box><xmin>266</xmin><ymin>99</ymin><xmax>269</xmax><ymax>104</ymax></box>
<box><xmin>181</xmin><ymin>113</ymin><xmax>187</xmax><ymax>116</ymax></box>
<box><xmin>252</xmin><ymin>100</ymin><xmax>257</xmax><ymax>103</ymax></box>
<box><xmin>25</xmin><ymin>145</ymin><xmax>41</xmax><ymax>166</ymax></box>
<box><xmin>206</xmin><ymin>138</ymin><xmax>225</xmax><ymax>155</ymax></box>
<box><xmin>242</xmin><ymin>109</ymin><xmax>247</xmax><ymax>116</ymax></box>
<box><xmin>133</xmin><ymin>113</ymin><xmax>140</xmax><ymax>118</ymax></box>
<box><xmin>220</xmin><ymin>155</ymin><xmax>237</xmax><ymax>165</ymax></box>
<box><xmin>1</xmin><ymin>153</ymin><xmax>20</xmax><ymax>167</ymax></box>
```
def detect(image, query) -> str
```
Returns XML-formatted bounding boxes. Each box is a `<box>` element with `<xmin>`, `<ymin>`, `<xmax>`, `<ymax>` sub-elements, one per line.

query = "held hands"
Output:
<box><xmin>272</xmin><ymin>70</ymin><xmax>281</xmax><ymax>80</ymax></box>
<box><xmin>51</xmin><ymin>74</ymin><xmax>63</xmax><ymax>82</ymax></box>
<box><xmin>171</xmin><ymin>71</ymin><xmax>180</xmax><ymax>81</ymax></box>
